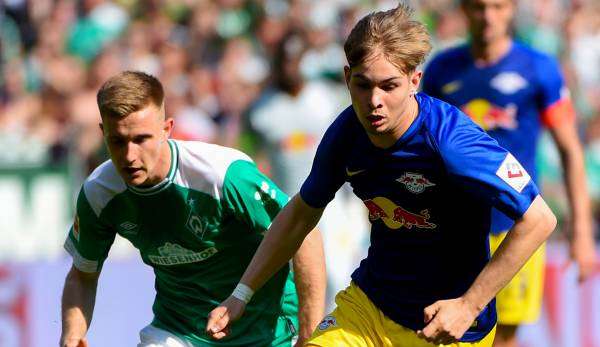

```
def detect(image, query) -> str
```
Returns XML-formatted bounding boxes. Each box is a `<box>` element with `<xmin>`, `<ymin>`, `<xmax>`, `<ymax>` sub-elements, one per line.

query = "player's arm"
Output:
<box><xmin>60</xmin><ymin>265</ymin><xmax>100</xmax><ymax>347</ymax></box>
<box><xmin>207</xmin><ymin>194</ymin><xmax>324</xmax><ymax>339</ymax></box>
<box><xmin>418</xmin><ymin>195</ymin><xmax>556</xmax><ymax>344</ymax></box>
<box><xmin>61</xmin><ymin>187</ymin><xmax>116</xmax><ymax>347</ymax></box>
<box><xmin>420</xmin><ymin>114</ymin><xmax>554</xmax><ymax>344</ymax></box>
<box><xmin>547</xmin><ymin>108</ymin><xmax>596</xmax><ymax>282</ymax></box>
<box><xmin>537</xmin><ymin>55</ymin><xmax>596</xmax><ymax>282</ymax></box>
<box><xmin>292</xmin><ymin>226</ymin><xmax>326</xmax><ymax>342</ymax></box>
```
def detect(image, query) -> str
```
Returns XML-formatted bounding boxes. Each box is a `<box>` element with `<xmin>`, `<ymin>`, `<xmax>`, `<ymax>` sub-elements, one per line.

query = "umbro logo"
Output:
<box><xmin>119</xmin><ymin>221</ymin><xmax>138</xmax><ymax>235</ymax></box>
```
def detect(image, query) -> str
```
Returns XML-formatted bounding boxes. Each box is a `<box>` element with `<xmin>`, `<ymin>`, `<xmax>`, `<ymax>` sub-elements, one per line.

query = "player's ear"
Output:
<box><xmin>163</xmin><ymin>117</ymin><xmax>174</xmax><ymax>140</ymax></box>
<box><xmin>410</xmin><ymin>70</ymin><xmax>423</xmax><ymax>92</ymax></box>
<box><xmin>99</xmin><ymin>122</ymin><xmax>104</xmax><ymax>135</ymax></box>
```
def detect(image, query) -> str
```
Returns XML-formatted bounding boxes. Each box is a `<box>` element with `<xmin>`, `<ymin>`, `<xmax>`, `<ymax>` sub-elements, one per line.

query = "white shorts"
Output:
<box><xmin>138</xmin><ymin>324</ymin><xmax>193</xmax><ymax>347</ymax></box>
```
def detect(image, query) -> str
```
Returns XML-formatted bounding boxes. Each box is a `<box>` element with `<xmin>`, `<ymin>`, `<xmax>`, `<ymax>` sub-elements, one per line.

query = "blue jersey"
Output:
<box><xmin>422</xmin><ymin>42</ymin><xmax>574</xmax><ymax>233</ymax></box>
<box><xmin>300</xmin><ymin>93</ymin><xmax>538</xmax><ymax>342</ymax></box>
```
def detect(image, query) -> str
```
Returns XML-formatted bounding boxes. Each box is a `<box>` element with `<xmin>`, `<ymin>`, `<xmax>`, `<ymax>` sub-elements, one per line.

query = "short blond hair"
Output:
<box><xmin>97</xmin><ymin>71</ymin><xmax>164</xmax><ymax>119</ymax></box>
<box><xmin>344</xmin><ymin>3</ymin><xmax>432</xmax><ymax>73</ymax></box>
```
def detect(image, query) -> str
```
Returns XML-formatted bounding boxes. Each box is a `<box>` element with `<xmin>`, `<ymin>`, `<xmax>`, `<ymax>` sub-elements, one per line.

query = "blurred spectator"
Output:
<box><xmin>0</xmin><ymin>0</ymin><xmax>597</xmax><ymax>227</ymax></box>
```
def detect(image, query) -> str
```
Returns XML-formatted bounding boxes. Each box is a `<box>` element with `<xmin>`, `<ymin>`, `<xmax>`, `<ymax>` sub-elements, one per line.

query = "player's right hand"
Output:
<box><xmin>60</xmin><ymin>336</ymin><xmax>88</xmax><ymax>347</ymax></box>
<box><xmin>206</xmin><ymin>295</ymin><xmax>247</xmax><ymax>340</ymax></box>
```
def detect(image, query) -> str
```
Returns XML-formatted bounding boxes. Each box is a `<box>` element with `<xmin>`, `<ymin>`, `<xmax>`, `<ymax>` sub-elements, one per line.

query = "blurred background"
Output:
<box><xmin>0</xmin><ymin>0</ymin><xmax>599</xmax><ymax>346</ymax></box>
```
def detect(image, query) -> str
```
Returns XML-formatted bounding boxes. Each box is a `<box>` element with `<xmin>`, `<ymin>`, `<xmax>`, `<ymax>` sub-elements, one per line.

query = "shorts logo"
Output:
<box><xmin>318</xmin><ymin>315</ymin><xmax>337</xmax><ymax>331</ymax></box>
<box><xmin>397</xmin><ymin>172</ymin><xmax>435</xmax><ymax>194</ymax></box>
<box><xmin>364</xmin><ymin>197</ymin><xmax>436</xmax><ymax>230</ymax></box>
<box><xmin>149</xmin><ymin>243</ymin><xmax>218</xmax><ymax>266</ymax></box>
<box><xmin>496</xmin><ymin>153</ymin><xmax>530</xmax><ymax>193</ymax></box>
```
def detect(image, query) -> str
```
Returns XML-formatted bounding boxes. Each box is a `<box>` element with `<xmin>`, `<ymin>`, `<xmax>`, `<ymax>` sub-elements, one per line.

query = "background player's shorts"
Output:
<box><xmin>306</xmin><ymin>282</ymin><xmax>496</xmax><ymax>347</ymax></box>
<box><xmin>138</xmin><ymin>324</ymin><xmax>193</xmax><ymax>347</ymax></box>
<box><xmin>490</xmin><ymin>231</ymin><xmax>545</xmax><ymax>325</ymax></box>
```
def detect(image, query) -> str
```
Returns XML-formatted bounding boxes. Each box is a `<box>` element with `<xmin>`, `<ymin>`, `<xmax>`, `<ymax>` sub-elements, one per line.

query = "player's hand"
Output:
<box><xmin>416</xmin><ymin>297</ymin><xmax>479</xmax><ymax>345</ymax></box>
<box><xmin>568</xmin><ymin>229</ymin><xmax>597</xmax><ymax>283</ymax></box>
<box><xmin>60</xmin><ymin>336</ymin><xmax>89</xmax><ymax>347</ymax></box>
<box><xmin>206</xmin><ymin>295</ymin><xmax>246</xmax><ymax>340</ymax></box>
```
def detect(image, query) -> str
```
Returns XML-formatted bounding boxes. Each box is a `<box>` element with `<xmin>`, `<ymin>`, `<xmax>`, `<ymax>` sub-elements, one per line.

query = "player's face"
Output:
<box><xmin>344</xmin><ymin>52</ymin><xmax>421</xmax><ymax>141</ymax></box>
<box><xmin>462</xmin><ymin>0</ymin><xmax>514</xmax><ymax>43</ymax></box>
<box><xmin>100</xmin><ymin>103</ymin><xmax>173</xmax><ymax>187</ymax></box>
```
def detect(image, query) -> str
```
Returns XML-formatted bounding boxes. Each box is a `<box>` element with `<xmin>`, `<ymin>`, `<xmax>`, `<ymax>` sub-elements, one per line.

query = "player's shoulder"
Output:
<box><xmin>418</xmin><ymin>93</ymin><xmax>483</xmax><ymax>144</ymax></box>
<box><xmin>511</xmin><ymin>42</ymin><xmax>559</xmax><ymax>69</ymax></box>
<box><xmin>174</xmin><ymin>139</ymin><xmax>254</xmax><ymax>192</ymax></box>
<box><xmin>82</xmin><ymin>160</ymin><xmax>127</xmax><ymax>216</ymax></box>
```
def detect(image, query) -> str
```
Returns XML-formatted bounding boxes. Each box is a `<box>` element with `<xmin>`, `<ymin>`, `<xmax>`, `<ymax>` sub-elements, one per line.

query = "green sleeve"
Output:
<box><xmin>63</xmin><ymin>188</ymin><xmax>116</xmax><ymax>272</ymax></box>
<box><xmin>222</xmin><ymin>160</ymin><xmax>289</xmax><ymax>233</ymax></box>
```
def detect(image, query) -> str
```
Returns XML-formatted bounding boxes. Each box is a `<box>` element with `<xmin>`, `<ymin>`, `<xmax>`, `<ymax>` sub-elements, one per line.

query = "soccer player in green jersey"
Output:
<box><xmin>59</xmin><ymin>71</ymin><xmax>326</xmax><ymax>347</ymax></box>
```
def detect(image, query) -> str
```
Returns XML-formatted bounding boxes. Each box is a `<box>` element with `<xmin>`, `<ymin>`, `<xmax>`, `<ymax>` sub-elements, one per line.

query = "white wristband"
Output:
<box><xmin>232</xmin><ymin>283</ymin><xmax>254</xmax><ymax>304</ymax></box>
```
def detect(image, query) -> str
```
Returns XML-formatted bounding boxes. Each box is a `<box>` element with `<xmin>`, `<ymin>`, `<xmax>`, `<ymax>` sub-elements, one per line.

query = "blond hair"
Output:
<box><xmin>97</xmin><ymin>71</ymin><xmax>164</xmax><ymax>119</ymax></box>
<box><xmin>344</xmin><ymin>3</ymin><xmax>432</xmax><ymax>73</ymax></box>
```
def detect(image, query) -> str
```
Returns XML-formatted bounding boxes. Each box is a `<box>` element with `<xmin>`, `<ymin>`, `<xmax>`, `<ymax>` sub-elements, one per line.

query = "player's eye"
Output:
<box><xmin>381</xmin><ymin>84</ymin><xmax>397</xmax><ymax>92</ymax></box>
<box><xmin>133</xmin><ymin>136</ymin><xmax>150</xmax><ymax>144</ymax></box>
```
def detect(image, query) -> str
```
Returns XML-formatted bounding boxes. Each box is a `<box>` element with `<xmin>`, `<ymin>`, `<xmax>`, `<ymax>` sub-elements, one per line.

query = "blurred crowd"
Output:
<box><xmin>0</xmin><ymin>0</ymin><xmax>599</xmax><ymax>222</ymax></box>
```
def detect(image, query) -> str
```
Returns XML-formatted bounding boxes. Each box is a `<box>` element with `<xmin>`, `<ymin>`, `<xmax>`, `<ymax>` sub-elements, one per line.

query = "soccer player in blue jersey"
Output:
<box><xmin>422</xmin><ymin>1</ymin><xmax>597</xmax><ymax>346</ymax></box>
<box><xmin>207</xmin><ymin>4</ymin><xmax>557</xmax><ymax>346</ymax></box>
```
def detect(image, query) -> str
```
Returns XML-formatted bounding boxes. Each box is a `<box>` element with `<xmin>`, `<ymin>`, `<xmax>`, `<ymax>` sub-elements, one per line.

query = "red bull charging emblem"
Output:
<box><xmin>462</xmin><ymin>98</ymin><xmax>518</xmax><ymax>130</ymax></box>
<box><xmin>363</xmin><ymin>197</ymin><xmax>436</xmax><ymax>230</ymax></box>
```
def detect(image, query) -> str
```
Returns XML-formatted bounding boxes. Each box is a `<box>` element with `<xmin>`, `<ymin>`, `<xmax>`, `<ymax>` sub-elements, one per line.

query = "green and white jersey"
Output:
<box><xmin>64</xmin><ymin>140</ymin><xmax>298</xmax><ymax>346</ymax></box>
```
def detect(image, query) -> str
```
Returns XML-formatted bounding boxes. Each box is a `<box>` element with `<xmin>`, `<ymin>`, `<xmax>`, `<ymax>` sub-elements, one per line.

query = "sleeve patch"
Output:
<box><xmin>495</xmin><ymin>153</ymin><xmax>531</xmax><ymax>193</ymax></box>
<box><xmin>541</xmin><ymin>95</ymin><xmax>575</xmax><ymax>128</ymax></box>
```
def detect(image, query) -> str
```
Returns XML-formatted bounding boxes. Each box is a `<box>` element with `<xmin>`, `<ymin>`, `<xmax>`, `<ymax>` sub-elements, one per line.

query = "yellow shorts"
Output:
<box><xmin>306</xmin><ymin>282</ymin><xmax>496</xmax><ymax>347</ymax></box>
<box><xmin>489</xmin><ymin>232</ymin><xmax>545</xmax><ymax>325</ymax></box>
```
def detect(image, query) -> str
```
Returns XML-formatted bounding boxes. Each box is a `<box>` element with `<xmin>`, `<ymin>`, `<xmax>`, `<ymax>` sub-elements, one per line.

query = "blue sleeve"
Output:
<box><xmin>435</xmin><ymin>110</ymin><xmax>539</xmax><ymax>220</ymax></box>
<box><xmin>534</xmin><ymin>54</ymin><xmax>565</xmax><ymax>110</ymax></box>
<box><xmin>299</xmin><ymin>111</ymin><xmax>349</xmax><ymax>208</ymax></box>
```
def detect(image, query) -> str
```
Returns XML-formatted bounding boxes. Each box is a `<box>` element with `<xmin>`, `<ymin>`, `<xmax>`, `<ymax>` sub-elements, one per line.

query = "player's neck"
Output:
<box><xmin>470</xmin><ymin>36</ymin><xmax>512</xmax><ymax>66</ymax></box>
<box><xmin>141</xmin><ymin>141</ymin><xmax>173</xmax><ymax>187</ymax></box>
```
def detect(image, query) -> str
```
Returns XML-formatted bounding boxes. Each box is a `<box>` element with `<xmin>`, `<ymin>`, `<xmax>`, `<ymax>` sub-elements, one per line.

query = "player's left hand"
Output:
<box><xmin>206</xmin><ymin>295</ymin><xmax>246</xmax><ymax>340</ymax></box>
<box><xmin>416</xmin><ymin>297</ymin><xmax>479</xmax><ymax>345</ymax></box>
<box><xmin>568</xmin><ymin>228</ymin><xmax>597</xmax><ymax>283</ymax></box>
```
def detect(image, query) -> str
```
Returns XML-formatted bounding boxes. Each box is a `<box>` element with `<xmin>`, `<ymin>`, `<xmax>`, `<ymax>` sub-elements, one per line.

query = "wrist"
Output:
<box><xmin>232</xmin><ymin>283</ymin><xmax>254</xmax><ymax>304</ymax></box>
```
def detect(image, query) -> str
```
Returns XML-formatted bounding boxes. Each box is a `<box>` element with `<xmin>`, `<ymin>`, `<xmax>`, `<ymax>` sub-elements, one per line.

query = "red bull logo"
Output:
<box><xmin>462</xmin><ymin>99</ymin><xmax>518</xmax><ymax>131</ymax></box>
<box><xmin>363</xmin><ymin>197</ymin><xmax>436</xmax><ymax>230</ymax></box>
<box><xmin>397</xmin><ymin>172</ymin><xmax>435</xmax><ymax>194</ymax></box>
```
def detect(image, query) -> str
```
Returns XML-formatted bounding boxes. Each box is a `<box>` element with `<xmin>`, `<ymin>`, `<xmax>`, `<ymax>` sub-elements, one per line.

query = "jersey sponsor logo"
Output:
<box><xmin>496</xmin><ymin>153</ymin><xmax>531</xmax><ymax>193</ymax></box>
<box><xmin>119</xmin><ymin>221</ymin><xmax>139</xmax><ymax>236</ymax></box>
<box><xmin>363</xmin><ymin>197</ymin><xmax>436</xmax><ymax>230</ymax></box>
<box><xmin>397</xmin><ymin>172</ymin><xmax>435</xmax><ymax>194</ymax></box>
<box><xmin>441</xmin><ymin>80</ymin><xmax>462</xmax><ymax>94</ymax></box>
<box><xmin>72</xmin><ymin>215</ymin><xmax>80</xmax><ymax>241</ymax></box>
<box><xmin>490</xmin><ymin>72</ymin><xmax>528</xmax><ymax>94</ymax></box>
<box><xmin>318</xmin><ymin>315</ymin><xmax>337</xmax><ymax>331</ymax></box>
<box><xmin>346</xmin><ymin>167</ymin><xmax>366</xmax><ymax>177</ymax></box>
<box><xmin>462</xmin><ymin>99</ymin><xmax>518</xmax><ymax>130</ymax></box>
<box><xmin>149</xmin><ymin>243</ymin><xmax>218</xmax><ymax>266</ymax></box>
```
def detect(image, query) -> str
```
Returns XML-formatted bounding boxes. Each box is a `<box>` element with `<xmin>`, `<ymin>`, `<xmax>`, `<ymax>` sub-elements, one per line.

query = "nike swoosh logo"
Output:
<box><xmin>346</xmin><ymin>168</ymin><xmax>366</xmax><ymax>177</ymax></box>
